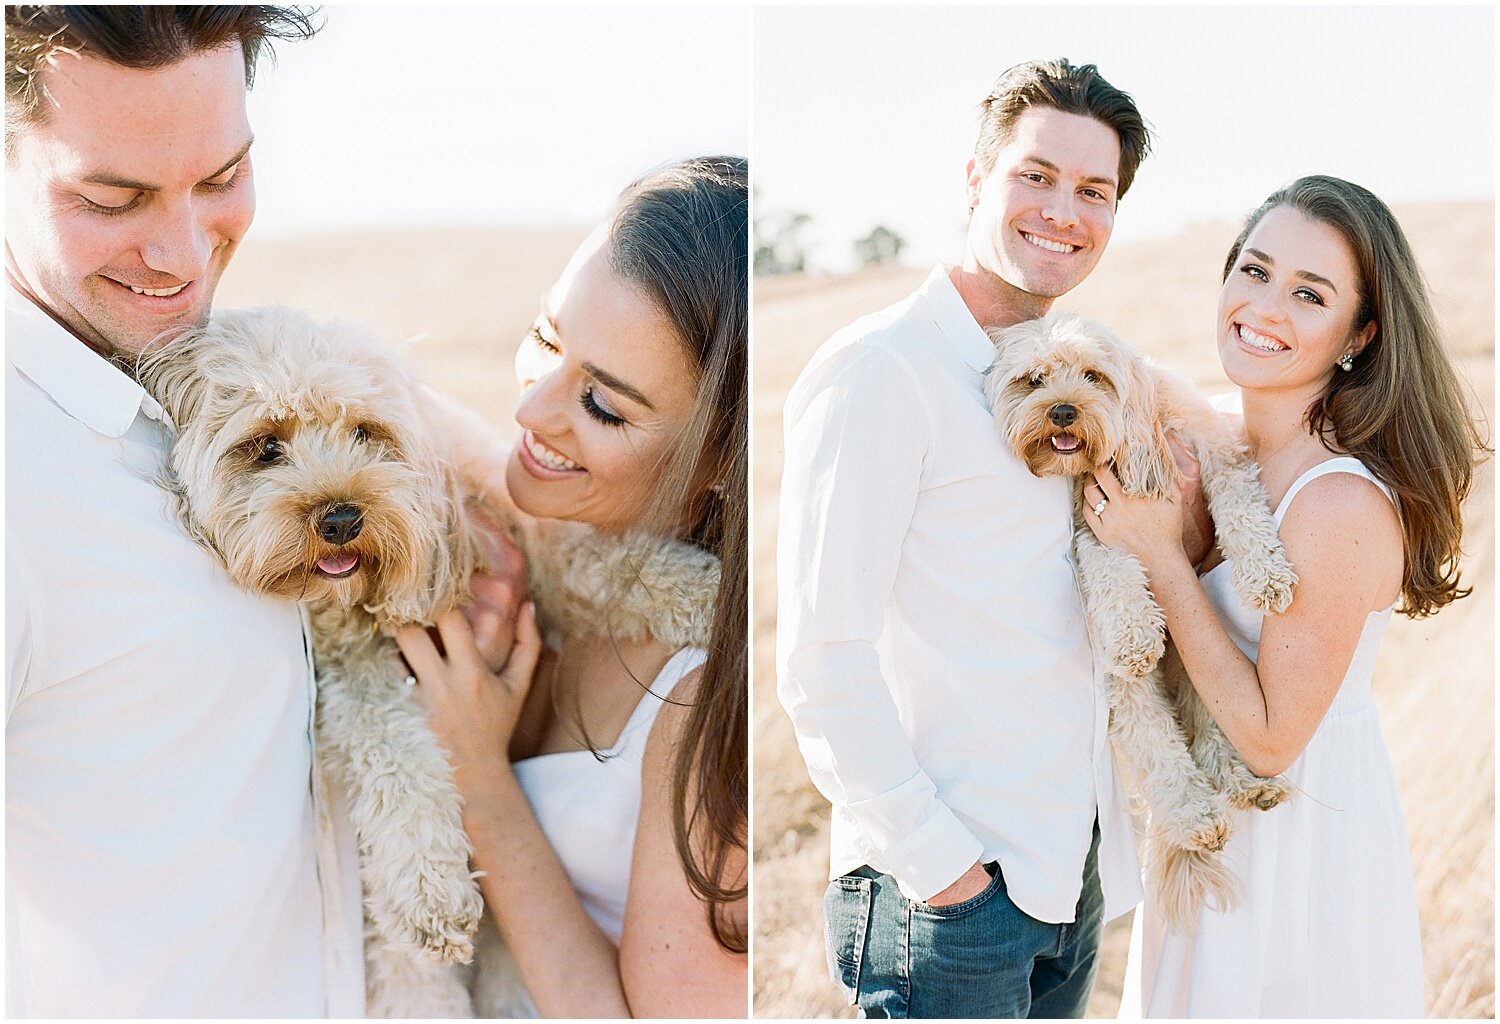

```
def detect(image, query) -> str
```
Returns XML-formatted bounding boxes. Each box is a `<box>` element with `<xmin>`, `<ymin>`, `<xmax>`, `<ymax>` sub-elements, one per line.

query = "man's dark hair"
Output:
<box><xmin>6</xmin><ymin>6</ymin><xmax>320</xmax><ymax>142</ymax></box>
<box><xmin>975</xmin><ymin>58</ymin><xmax>1152</xmax><ymax>200</ymax></box>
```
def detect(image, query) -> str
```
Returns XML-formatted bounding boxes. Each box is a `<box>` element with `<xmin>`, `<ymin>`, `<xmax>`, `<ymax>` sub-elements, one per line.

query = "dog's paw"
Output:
<box><xmin>1105</xmin><ymin>624</ymin><xmax>1166</xmax><ymax>679</ymax></box>
<box><xmin>390</xmin><ymin>891</ymin><xmax>483</xmax><ymax>965</ymax></box>
<box><xmin>372</xmin><ymin>854</ymin><xmax>485</xmax><ymax>965</ymax></box>
<box><xmin>1187</xmin><ymin>814</ymin><xmax>1232</xmax><ymax>853</ymax></box>
<box><xmin>1234</xmin><ymin>554</ymin><xmax>1298</xmax><ymax>615</ymax></box>
<box><xmin>422</xmin><ymin>927</ymin><xmax>477</xmax><ymax>966</ymax></box>
<box><xmin>413</xmin><ymin>925</ymin><xmax>476</xmax><ymax>966</ymax></box>
<box><xmin>1228</xmin><ymin>774</ymin><xmax>1293</xmax><ymax>812</ymax></box>
<box><xmin>1155</xmin><ymin>789</ymin><xmax>1233</xmax><ymax>854</ymax></box>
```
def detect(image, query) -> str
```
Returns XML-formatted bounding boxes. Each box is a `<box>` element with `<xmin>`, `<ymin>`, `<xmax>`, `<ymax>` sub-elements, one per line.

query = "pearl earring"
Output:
<box><xmin>1337</xmin><ymin>353</ymin><xmax>1354</xmax><ymax>372</ymax></box>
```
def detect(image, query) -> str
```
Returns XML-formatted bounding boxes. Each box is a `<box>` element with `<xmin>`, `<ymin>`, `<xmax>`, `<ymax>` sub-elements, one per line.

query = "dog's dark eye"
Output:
<box><xmin>353</xmin><ymin>425</ymin><xmax>370</xmax><ymax>443</ymax></box>
<box><xmin>256</xmin><ymin>437</ymin><xmax>286</xmax><ymax>464</ymax></box>
<box><xmin>1028</xmin><ymin>374</ymin><xmax>1045</xmax><ymax>389</ymax></box>
<box><xmin>1083</xmin><ymin>370</ymin><xmax>1100</xmax><ymax>384</ymax></box>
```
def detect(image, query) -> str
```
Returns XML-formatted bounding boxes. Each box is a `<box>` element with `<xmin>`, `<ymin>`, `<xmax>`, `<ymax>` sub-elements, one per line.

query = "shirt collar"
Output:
<box><xmin>918</xmin><ymin>264</ymin><xmax>999</xmax><ymax>373</ymax></box>
<box><xmin>6</xmin><ymin>284</ymin><xmax>169</xmax><ymax>437</ymax></box>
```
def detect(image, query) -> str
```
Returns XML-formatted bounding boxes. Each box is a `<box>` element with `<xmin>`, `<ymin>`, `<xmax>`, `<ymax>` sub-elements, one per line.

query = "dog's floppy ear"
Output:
<box><xmin>418</xmin><ymin>386</ymin><xmax>521</xmax><ymax>527</ymax></box>
<box><xmin>1115</xmin><ymin>350</ymin><xmax>1179</xmax><ymax>499</ymax></box>
<box><xmin>375</xmin><ymin>393</ymin><xmax>485</xmax><ymax>625</ymax></box>
<box><xmin>136</xmin><ymin>326</ymin><xmax>214</xmax><ymax>430</ymax></box>
<box><xmin>982</xmin><ymin>318</ymin><xmax>1043</xmax><ymax>425</ymax></box>
<box><xmin>426</xmin><ymin>456</ymin><xmax>482</xmax><ymax>618</ymax></box>
<box><xmin>982</xmin><ymin>325</ymin><xmax>1015</xmax><ymax>412</ymax></box>
<box><xmin>134</xmin><ymin>326</ymin><xmax>221</xmax><ymax>540</ymax></box>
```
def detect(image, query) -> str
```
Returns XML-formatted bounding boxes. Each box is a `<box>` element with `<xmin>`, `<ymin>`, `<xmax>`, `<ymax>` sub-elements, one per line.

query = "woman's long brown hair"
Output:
<box><xmin>606</xmin><ymin>156</ymin><xmax>748</xmax><ymax>952</ymax></box>
<box><xmin>1223</xmin><ymin>175</ymin><xmax>1489</xmax><ymax>617</ymax></box>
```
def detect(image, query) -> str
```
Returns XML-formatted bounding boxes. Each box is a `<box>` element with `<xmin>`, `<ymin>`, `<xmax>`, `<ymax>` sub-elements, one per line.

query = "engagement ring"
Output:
<box><xmin>1092</xmin><ymin>498</ymin><xmax>1108</xmax><ymax>517</ymax></box>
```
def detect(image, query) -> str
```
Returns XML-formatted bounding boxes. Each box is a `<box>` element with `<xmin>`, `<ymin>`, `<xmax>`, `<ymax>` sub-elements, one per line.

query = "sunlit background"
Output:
<box><xmin>218</xmin><ymin>4</ymin><xmax>749</xmax><ymax>433</ymax></box>
<box><xmin>244</xmin><ymin>5</ymin><xmax>749</xmax><ymax>238</ymax></box>
<box><xmin>753</xmin><ymin>5</ymin><xmax>1495</xmax><ymax>273</ymax></box>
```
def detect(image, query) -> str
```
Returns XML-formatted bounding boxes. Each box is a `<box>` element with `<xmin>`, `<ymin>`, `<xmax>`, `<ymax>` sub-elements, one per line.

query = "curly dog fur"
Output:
<box><xmin>985</xmin><ymin>311</ymin><xmax>1297</xmax><ymax>931</ymax></box>
<box><xmin>140</xmin><ymin>307</ymin><xmax>718</xmax><ymax>1014</ymax></box>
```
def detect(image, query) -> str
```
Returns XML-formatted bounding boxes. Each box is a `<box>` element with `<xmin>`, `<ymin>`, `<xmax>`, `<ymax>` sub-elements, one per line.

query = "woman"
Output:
<box><xmin>396</xmin><ymin>156</ymin><xmax>748</xmax><ymax>1017</ymax></box>
<box><xmin>1094</xmin><ymin>176</ymin><xmax>1483</xmax><ymax>1017</ymax></box>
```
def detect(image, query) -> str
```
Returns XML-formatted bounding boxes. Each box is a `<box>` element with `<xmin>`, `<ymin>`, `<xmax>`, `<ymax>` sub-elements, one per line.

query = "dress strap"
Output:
<box><xmin>612</xmin><ymin>647</ymin><xmax>710</xmax><ymax>749</ymax></box>
<box><xmin>1273</xmin><ymin>456</ymin><xmax>1396</xmax><ymax>527</ymax></box>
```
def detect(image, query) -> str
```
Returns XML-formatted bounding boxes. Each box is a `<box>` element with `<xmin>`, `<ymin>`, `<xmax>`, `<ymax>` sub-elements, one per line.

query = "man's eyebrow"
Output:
<box><xmin>1023</xmin><ymin>156</ymin><xmax>1117</xmax><ymax>188</ymax></box>
<box><xmin>80</xmin><ymin>138</ymin><xmax>254</xmax><ymax>192</ymax></box>
<box><xmin>1244</xmin><ymin>247</ymin><xmax>1339</xmax><ymax>294</ymax></box>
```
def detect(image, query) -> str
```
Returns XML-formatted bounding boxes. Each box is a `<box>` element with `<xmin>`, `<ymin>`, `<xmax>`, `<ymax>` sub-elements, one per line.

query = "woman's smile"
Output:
<box><xmin>518</xmin><ymin>429</ymin><xmax>586</xmax><ymax>476</ymax></box>
<box><xmin>505</xmin><ymin>229</ymin><xmax>698</xmax><ymax>531</ymax></box>
<box><xmin>1233</xmin><ymin>323</ymin><xmax>1290</xmax><ymax>356</ymax></box>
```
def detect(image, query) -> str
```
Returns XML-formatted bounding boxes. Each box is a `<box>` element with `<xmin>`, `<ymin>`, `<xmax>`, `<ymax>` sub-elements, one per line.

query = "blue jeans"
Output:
<box><xmin>823</xmin><ymin>824</ymin><xmax>1103</xmax><ymax>1019</ymax></box>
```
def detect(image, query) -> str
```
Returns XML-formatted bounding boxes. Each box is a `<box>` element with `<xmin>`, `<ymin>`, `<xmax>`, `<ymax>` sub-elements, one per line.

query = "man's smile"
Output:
<box><xmin>1020</xmin><ymin>230</ymin><xmax>1082</xmax><ymax>254</ymax></box>
<box><xmin>124</xmin><ymin>282</ymin><xmax>188</xmax><ymax>297</ymax></box>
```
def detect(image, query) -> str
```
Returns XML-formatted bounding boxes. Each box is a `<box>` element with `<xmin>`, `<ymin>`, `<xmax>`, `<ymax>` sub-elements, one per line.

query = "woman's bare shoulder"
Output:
<box><xmin>1278</xmin><ymin>469</ymin><xmax>1403</xmax><ymax>606</ymax></box>
<box><xmin>1283</xmin><ymin>467</ymin><xmax>1399</xmax><ymax>534</ymax></box>
<box><xmin>643</xmin><ymin>662</ymin><xmax>706</xmax><ymax>763</ymax></box>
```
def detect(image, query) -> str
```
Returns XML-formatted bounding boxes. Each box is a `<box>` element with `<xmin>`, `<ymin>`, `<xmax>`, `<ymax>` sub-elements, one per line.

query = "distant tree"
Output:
<box><xmin>854</xmin><ymin>224</ymin><xmax>905</xmax><ymax>267</ymax></box>
<box><xmin>754</xmin><ymin>197</ymin><xmax>813</xmax><ymax>275</ymax></box>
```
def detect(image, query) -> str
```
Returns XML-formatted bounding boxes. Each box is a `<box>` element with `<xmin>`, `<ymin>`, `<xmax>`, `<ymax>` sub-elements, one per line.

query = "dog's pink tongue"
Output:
<box><xmin>1052</xmin><ymin>434</ymin><xmax>1081</xmax><ymax>452</ymax></box>
<box><xmin>317</xmin><ymin>553</ymin><xmax>359</xmax><ymax>575</ymax></box>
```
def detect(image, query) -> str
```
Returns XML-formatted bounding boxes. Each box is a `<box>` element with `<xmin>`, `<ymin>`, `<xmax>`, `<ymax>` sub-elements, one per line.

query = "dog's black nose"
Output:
<box><xmin>1049</xmin><ymin>403</ymin><xmax>1077</xmax><ymax>428</ymax></box>
<box><xmin>318</xmin><ymin>504</ymin><xmax>364</xmax><ymax>545</ymax></box>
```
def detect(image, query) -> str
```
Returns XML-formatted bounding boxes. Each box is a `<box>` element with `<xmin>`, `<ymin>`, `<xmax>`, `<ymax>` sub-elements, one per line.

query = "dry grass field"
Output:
<box><xmin>217</xmin><ymin>226</ymin><xmax>588</xmax><ymax>435</ymax></box>
<box><xmin>751</xmin><ymin>204</ymin><xmax>1495</xmax><ymax>1019</ymax></box>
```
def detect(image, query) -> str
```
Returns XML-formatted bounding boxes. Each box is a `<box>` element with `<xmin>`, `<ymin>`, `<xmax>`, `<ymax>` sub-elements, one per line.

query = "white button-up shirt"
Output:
<box><xmin>777</xmin><ymin>266</ymin><xmax>1141</xmax><ymax>923</ymax></box>
<box><xmin>4</xmin><ymin>287</ymin><xmax>364</xmax><ymax>1017</ymax></box>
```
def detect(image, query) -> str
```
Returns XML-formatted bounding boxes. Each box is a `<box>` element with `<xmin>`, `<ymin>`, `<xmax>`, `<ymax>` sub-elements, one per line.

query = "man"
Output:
<box><xmin>778</xmin><ymin>60</ymin><xmax>1192</xmax><ymax>1017</ymax></box>
<box><xmin>4</xmin><ymin>8</ymin><xmax>363</xmax><ymax>1016</ymax></box>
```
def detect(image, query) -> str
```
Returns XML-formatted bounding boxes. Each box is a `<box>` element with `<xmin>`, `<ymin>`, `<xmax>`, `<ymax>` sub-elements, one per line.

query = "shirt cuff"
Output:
<box><xmin>872</xmin><ymin>807</ymin><xmax>986</xmax><ymax>903</ymax></box>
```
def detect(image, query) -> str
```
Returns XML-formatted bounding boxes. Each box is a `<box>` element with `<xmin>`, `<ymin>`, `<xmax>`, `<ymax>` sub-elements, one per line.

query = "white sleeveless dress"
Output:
<box><xmin>511</xmin><ymin>646</ymin><xmax>708</xmax><ymax>944</ymax></box>
<box><xmin>1123</xmin><ymin>457</ymin><xmax>1423</xmax><ymax>1018</ymax></box>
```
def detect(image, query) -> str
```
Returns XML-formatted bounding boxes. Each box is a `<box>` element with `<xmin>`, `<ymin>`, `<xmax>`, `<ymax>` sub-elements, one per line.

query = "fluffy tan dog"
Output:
<box><xmin>139</xmin><ymin>307</ymin><xmax>718</xmax><ymax>1015</ymax></box>
<box><xmin>984</xmin><ymin>310</ymin><xmax>1297</xmax><ymax>931</ymax></box>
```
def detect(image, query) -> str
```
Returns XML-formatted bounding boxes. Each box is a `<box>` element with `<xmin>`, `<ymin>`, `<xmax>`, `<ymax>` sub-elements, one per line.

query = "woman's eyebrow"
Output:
<box><xmin>1246</xmin><ymin>247</ymin><xmax>1339</xmax><ymax>294</ymax></box>
<box><xmin>537</xmin><ymin>293</ymin><xmax>656</xmax><ymax>409</ymax></box>
<box><xmin>584</xmin><ymin>362</ymin><xmax>655</xmax><ymax>410</ymax></box>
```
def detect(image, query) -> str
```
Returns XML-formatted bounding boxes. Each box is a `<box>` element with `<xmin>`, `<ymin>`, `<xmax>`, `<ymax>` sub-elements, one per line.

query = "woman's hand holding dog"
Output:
<box><xmin>1167</xmin><ymin>436</ymin><xmax>1214</xmax><ymax>569</ymax></box>
<box><xmin>1083</xmin><ymin>464</ymin><xmax>1190</xmax><ymax>578</ymax></box>
<box><xmin>464</xmin><ymin>527</ymin><xmax>532</xmax><ymax>671</ymax></box>
<box><xmin>397</xmin><ymin>582</ymin><xmax>543</xmax><ymax>795</ymax></box>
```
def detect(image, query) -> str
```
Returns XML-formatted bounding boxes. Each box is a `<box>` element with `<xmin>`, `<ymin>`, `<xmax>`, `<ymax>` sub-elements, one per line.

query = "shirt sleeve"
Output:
<box><xmin>776</xmin><ymin>340</ymin><xmax>984</xmax><ymax>902</ymax></box>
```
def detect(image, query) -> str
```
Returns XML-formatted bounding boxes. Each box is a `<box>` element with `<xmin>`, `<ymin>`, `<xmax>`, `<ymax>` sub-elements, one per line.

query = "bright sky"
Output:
<box><xmin>754</xmin><ymin>5</ymin><xmax>1496</xmax><ymax>272</ymax></box>
<box><xmin>245</xmin><ymin>5</ymin><xmax>749</xmax><ymax>238</ymax></box>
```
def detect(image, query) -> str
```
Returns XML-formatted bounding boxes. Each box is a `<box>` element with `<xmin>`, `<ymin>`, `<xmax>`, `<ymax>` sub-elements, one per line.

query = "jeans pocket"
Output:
<box><xmin>912</xmin><ymin>861</ymin><xmax>1004</xmax><ymax>919</ymax></box>
<box><xmin>905</xmin><ymin>863</ymin><xmax>1052</xmax><ymax>1018</ymax></box>
<box><xmin>823</xmin><ymin>873</ymin><xmax>874</xmax><ymax>1005</ymax></box>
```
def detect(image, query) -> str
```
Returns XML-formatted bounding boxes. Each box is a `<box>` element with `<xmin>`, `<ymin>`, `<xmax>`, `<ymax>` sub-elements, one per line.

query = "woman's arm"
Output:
<box><xmin>399</xmin><ymin>605</ymin><xmax>746</xmax><ymax>1017</ymax></box>
<box><xmin>459</xmin><ymin>752</ymin><xmax>635</xmax><ymax>1018</ymax></box>
<box><xmin>619</xmin><ymin>666</ymin><xmax>748</xmax><ymax>1018</ymax></box>
<box><xmin>400</xmin><ymin>606</ymin><xmax>636</xmax><ymax>1018</ymax></box>
<box><xmin>1086</xmin><ymin>466</ymin><xmax>1402</xmax><ymax>775</ymax></box>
